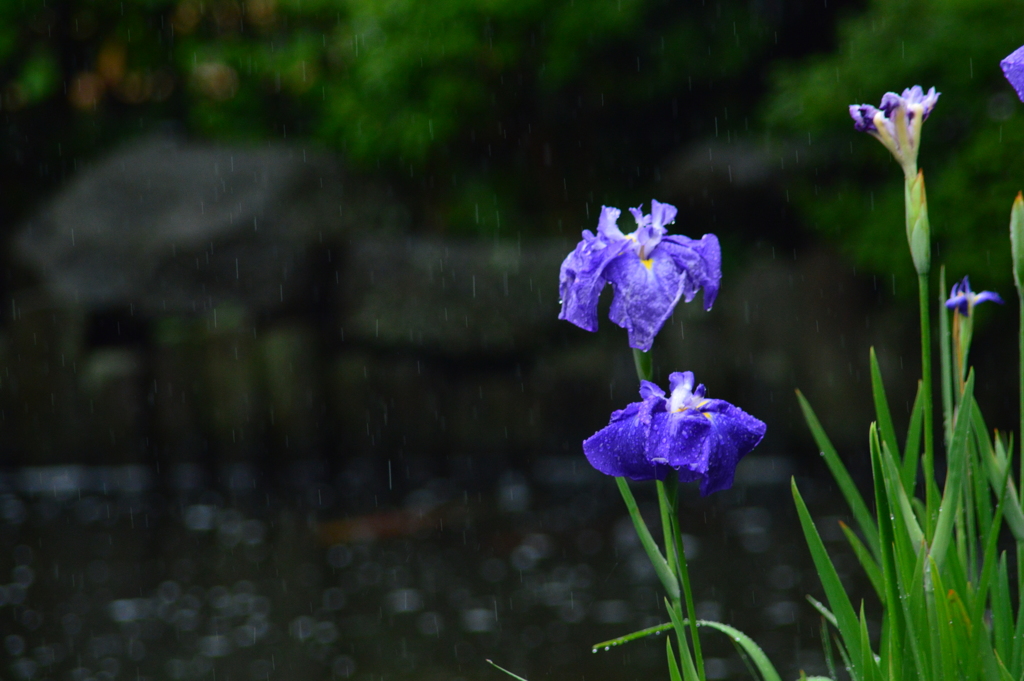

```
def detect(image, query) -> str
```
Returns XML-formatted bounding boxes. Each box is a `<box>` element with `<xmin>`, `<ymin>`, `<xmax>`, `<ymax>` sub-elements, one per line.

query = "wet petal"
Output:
<box><xmin>660</xmin><ymin>233</ymin><xmax>722</xmax><ymax>310</ymax></box>
<box><xmin>558</xmin><ymin>237</ymin><xmax>630</xmax><ymax>332</ymax></box>
<box><xmin>605</xmin><ymin>248</ymin><xmax>686</xmax><ymax>351</ymax></box>
<box><xmin>597</xmin><ymin>206</ymin><xmax>625</xmax><ymax>241</ymax></box>
<box><xmin>649</xmin><ymin>200</ymin><xmax>677</xmax><ymax>229</ymax></box>
<box><xmin>1003</xmin><ymin>45</ymin><xmax>1024</xmax><ymax>103</ymax></box>
<box><xmin>696</xmin><ymin>400</ymin><xmax>767</xmax><ymax>495</ymax></box>
<box><xmin>645</xmin><ymin>410</ymin><xmax>712</xmax><ymax>478</ymax></box>
<box><xmin>583</xmin><ymin>402</ymin><xmax>664</xmax><ymax>480</ymax></box>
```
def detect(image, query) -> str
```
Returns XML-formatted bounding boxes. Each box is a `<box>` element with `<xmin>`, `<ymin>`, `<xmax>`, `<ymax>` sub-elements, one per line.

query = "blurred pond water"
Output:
<box><xmin>0</xmin><ymin>459</ymin><xmax>865</xmax><ymax>681</ymax></box>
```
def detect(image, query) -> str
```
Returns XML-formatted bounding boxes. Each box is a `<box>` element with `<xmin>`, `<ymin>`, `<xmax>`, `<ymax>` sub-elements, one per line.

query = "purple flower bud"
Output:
<box><xmin>849</xmin><ymin>86</ymin><xmax>939</xmax><ymax>175</ymax></box>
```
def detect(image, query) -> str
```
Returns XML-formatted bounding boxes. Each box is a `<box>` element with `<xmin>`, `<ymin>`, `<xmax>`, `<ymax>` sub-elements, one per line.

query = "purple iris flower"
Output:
<box><xmin>1001</xmin><ymin>45</ymin><xmax>1024</xmax><ymax>102</ymax></box>
<box><xmin>583</xmin><ymin>372</ymin><xmax>766</xmax><ymax>496</ymax></box>
<box><xmin>944</xmin><ymin>276</ymin><xmax>1004</xmax><ymax>316</ymax></box>
<box><xmin>849</xmin><ymin>86</ymin><xmax>939</xmax><ymax>175</ymax></box>
<box><xmin>558</xmin><ymin>201</ymin><xmax>721</xmax><ymax>351</ymax></box>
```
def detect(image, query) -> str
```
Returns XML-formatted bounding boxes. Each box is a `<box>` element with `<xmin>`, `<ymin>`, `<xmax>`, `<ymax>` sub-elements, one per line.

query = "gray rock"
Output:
<box><xmin>15</xmin><ymin>134</ymin><xmax>408</xmax><ymax>315</ymax></box>
<box><xmin>338</xmin><ymin>237</ymin><xmax>568</xmax><ymax>355</ymax></box>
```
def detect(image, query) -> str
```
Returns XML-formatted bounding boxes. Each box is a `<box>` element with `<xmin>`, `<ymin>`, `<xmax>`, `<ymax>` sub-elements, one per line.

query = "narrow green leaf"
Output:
<box><xmin>592</xmin><ymin>622</ymin><xmax>673</xmax><ymax>652</ymax></box>
<box><xmin>595</xmin><ymin>618</ymin><xmax>784</xmax><ymax>681</ymax></box>
<box><xmin>839</xmin><ymin>521</ymin><xmax>883</xmax><ymax>600</ymax></box>
<box><xmin>994</xmin><ymin>651</ymin><xmax>1016</xmax><ymax>681</ymax></box>
<box><xmin>928</xmin><ymin>558</ymin><xmax>957</xmax><ymax>681</ymax></box>
<box><xmin>902</xmin><ymin>381</ymin><xmax>925</xmax><ymax>496</ymax></box>
<box><xmin>792</xmin><ymin>478</ymin><xmax>863</xmax><ymax>679</ymax></box>
<box><xmin>879</xmin><ymin>441</ymin><xmax>924</xmax><ymax>549</ymax></box>
<box><xmin>993</xmin><ymin>553</ymin><xmax>1013</xmax><ymax>663</ymax></box>
<box><xmin>616</xmin><ymin>477</ymin><xmax>680</xmax><ymax>600</ymax></box>
<box><xmin>975</xmin><ymin>403</ymin><xmax>1024</xmax><ymax>541</ymax></box>
<box><xmin>970</xmin><ymin>444</ymin><xmax>1010</xmax><ymax>633</ymax></box>
<box><xmin>821</xmin><ymin>616</ymin><xmax>838</xmax><ymax>681</ymax></box>
<box><xmin>930</xmin><ymin>372</ymin><xmax>975</xmax><ymax>571</ymax></box>
<box><xmin>796</xmin><ymin>390</ymin><xmax>880</xmax><ymax>557</ymax></box>
<box><xmin>666</xmin><ymin>636</ymin><xmax>684</xmax><ymax>681</ymax></box>
<box><xmin>939</xmin><ymin>266</ymin><xmax>954</xmax><ymax>448</ymax></box>
<box><xmin>905</xmin><ymin>382</ymin><xmax>929</xmax><ymax>493</ymax></box>
<box><xmin>858</xmin><ymin>602</ymin><xmax>880</xmax><ymax>681</ymax></box>
<box><xmin>869</xmin><ymin>424</ymin><xmax>903</xmax><ymax>677</ymax></box>
<box><xmin>665</xmin><ymin>598</ymin><xmax>699</xmax><ymax>681</ymax></box>
<box><xmin>664</xmin><ymin>479</ymin><xmax>705</xmax><ymax>678</ymax></box>
<box><xmin>486</xmin><ymin>660</ymin><xmax>530</xmax><ymax>681</ymax></box>
<box><xmin>870</xmin><ymin>348</ymin><xmax>901</xmax><ymax>474</ymax></box>
<box><xmin>1010</xmin><ymin>543</ymin><xmax>1024</xmax><ymax>677</ymax></box>
<box><xmin>692</xmin><ymin>620</ymin><xmax>782</xmax><ymax>681</ymax></box>
<box><xmin>805</xmin><ymin>595</ymin><xmax>838</xmax><ymax>629</ymax></box>
<box><xmin>892</xmin><ymin>532</ymin><xmax>929</xmax><ymax>681</ymax></box>
<box><xmin>834</xmin><ymin>634</ymin><xmax>856</xmax><ymax>681</ymax></box>
<box><xmin>970</xmin><ymin>430</ymin><xmax>994</xmax><ymax>561</ymax></box>
<box><xmin>657</xmin><ymin>479</ymin><xmax>678</xmax><ymax>576</ymax></box>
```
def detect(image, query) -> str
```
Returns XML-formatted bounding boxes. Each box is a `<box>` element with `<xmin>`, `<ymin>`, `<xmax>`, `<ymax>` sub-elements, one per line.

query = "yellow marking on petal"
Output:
<box><xmin>702</xmin><ymin>412</ymin><xmax>712</xmax><ymax>420</ymax></box>
<box><xmin>641</xmin><ymin>258</ymin><xmax>653</xmax><ymax>270</ymax></box>
<box><xmin>696</xmin><ymin>400</ymin><xmax>709</xmax><ymax>409</ymax></box>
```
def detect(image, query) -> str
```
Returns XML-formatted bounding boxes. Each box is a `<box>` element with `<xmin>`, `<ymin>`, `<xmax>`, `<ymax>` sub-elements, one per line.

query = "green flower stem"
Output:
<box><xmin>633</xmin><ymin>347</ymin><xmax>653</xmax><ymax>382</ymax></box>
<box><xmin>920</xmin><ymin>271</ymin><xmax>939</xmax><ymax>535</ymax></box>
<box><xmin>939</xmin><ymin>267</ymin><xmax>953</xmax><ymax>448</ymax></box>
<box><xmin>666</xmin><ymin>482</ymin><xmax>705</xmax><ymax>681</ymax></box>
<box><xmin>904</xmin><ymin>170</ymin><xmax>937</xmax><ymax>531</ymax></box>
<box><xmin>658</xmin><ymin>480</ymin><xmax>678</xmax><ymax>577</ymax></box>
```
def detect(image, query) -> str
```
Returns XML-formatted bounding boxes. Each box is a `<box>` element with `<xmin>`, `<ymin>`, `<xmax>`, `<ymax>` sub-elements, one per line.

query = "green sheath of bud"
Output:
<box><xmin>1010</xmin><ymin>192</ymin><xmax>1024</xmax><ymax>293</ymax></box>
<box><xmin>905</xmin><ymin>170</ymin><xmax>931</xmax><ymax>275</ymax></box>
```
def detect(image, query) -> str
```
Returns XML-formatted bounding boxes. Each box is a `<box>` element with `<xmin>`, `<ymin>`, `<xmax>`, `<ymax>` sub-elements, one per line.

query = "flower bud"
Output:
<box><xmin>905</xmin><ymin>171</ymin><xmax>931</xmax><ymax>275</ymax></box>
<box><xmin>1010</xmin><ymin>192</ymin><xmax>1024</xmax><ymax>293</ymax></box>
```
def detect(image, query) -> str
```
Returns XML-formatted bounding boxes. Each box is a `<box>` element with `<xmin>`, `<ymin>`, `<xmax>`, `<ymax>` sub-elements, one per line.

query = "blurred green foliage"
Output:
<box><xmin>766</xmin><ymin>0</ymin><xmax>1024</xmax><ymax>294</ymax></box>
<box><xmin>0</xmin><ymin>0</ymin><xmax>845</xmax><ymax>238</ymax></box>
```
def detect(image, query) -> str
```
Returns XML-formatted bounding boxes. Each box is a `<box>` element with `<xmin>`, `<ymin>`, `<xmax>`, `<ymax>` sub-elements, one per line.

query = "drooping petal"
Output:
<box><xmin>944</xmin><ymin>294</ymin><xmax>969</xmax><ymax>316</ymax></box>
<box><xmin>974</xmin><ymin>291</ymin><xmax>1005</xmax><ymax>307</ymax></box>
<box><xmin>645</xmin><ymin>409</ymin><xmax>712</xmax><ymax>479</ymax></box>
<box><xmin>695</xmin><ymin>400</ymin><xmax>767</xmax><ymax>495</ymax></box>
<box><xmin>660</xmin><ymin>233</ymin><xmax>722</xmax><ymax>310</ymax></box>
<box><xmin>1003</xmin><ymin>45</ymin><xmax>1024</xmax><ymax>103</ymax></box>
<box><xmin>558</xmin><ymin>237</ymin><xmax>631</xmax><ymax>332</ymax></box>
<box><xmin>849</xmin><ymin>104</ymin><xmax>880</xmax><ymax>133</ymax></box>
<box><xmin>583</xmin><ymin>402</ymin><xmax>666</xmax><ymax>481</ymax></box>
<box><xmin>605</xmin><ymin>247</ymin><xmax>687</xmax><ymax>351</ymax></box>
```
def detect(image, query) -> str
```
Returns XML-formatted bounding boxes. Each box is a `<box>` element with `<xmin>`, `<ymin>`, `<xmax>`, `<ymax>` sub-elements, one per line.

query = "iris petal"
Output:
<box><xmin>605</xmin><ymin>248</ymin><xmax>686</xmax><ymax>352</ymax></box>
<box><xmin>557</xmin><ymin>237</ymin><xmax>631</xmax><ymax>332</ymax></box>
<box><xmin>583</xmin><ymin>402</ymin><xmax>666</xmax><ymax>481</ymax></box>
<box><xmin>697</xmin><ymin>401</ymin><xmax>767</xmax><ymax>495</ymax></box>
